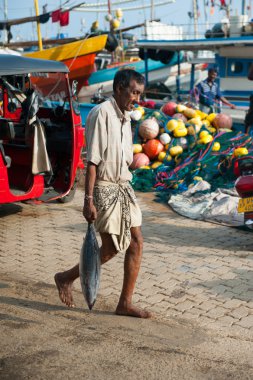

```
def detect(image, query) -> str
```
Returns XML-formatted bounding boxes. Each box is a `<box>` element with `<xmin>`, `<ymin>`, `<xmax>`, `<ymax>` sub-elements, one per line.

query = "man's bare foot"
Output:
<box><xmin>54</xmin><ymin>272</ymin><xmax>75</xmax><ymax>308</ymax></box>
<box><xmin>115</xmin><ymin>302</ymin><xmax>152</xmax><ymax>318</ymax></box>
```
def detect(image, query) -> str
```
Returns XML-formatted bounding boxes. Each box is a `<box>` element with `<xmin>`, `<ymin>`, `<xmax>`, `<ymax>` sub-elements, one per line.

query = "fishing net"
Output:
<box><xmin>131</xmin><ymin>106</ymin><xmax>253</xmax><ymax>198</ymax></box>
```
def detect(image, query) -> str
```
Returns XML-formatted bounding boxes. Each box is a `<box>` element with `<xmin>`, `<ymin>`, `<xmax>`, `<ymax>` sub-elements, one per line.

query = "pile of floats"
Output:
<box><xmin>129</xmin><ymin>101</ymin><xmax>251</xmax><ymax>193</ymax></box>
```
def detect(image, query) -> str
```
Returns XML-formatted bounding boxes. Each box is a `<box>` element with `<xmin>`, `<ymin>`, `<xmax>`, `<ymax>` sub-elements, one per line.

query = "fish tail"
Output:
<box><xmin>88</xmin><ymin>300</ymin><xmax>96</xmax><ymax>310</ymax></box>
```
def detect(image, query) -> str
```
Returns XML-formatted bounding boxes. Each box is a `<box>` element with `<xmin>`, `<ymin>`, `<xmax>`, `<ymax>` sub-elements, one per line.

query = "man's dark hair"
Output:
<box><xmin>208</xmin><ymin>68</ymin><xmax>218</xmax><ymax>74</ymax></box>
<box><xmin>113</xmin><ymin>68</ymin><xmax>145</xmax><ymax>92</ymax></box>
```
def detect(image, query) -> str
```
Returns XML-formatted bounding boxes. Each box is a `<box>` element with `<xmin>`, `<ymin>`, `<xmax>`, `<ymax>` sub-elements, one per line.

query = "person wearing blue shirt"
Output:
<box><xmin>196</xmin><ymin>68</ymin><xmax>236</xmax><ymax>113</ymax></box>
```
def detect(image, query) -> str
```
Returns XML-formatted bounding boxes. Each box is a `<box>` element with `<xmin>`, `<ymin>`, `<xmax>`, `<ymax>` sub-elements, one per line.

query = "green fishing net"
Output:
<box><xmin>131</xmin><ymin>107</ymin><xmax>253</xmax><ymax>195</ymax></box>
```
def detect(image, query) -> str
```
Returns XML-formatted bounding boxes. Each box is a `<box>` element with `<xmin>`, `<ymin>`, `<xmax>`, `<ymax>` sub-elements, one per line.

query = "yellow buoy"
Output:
<box><xmin>158</xmin><ymin>151</ymin><xmax>166</xmax><ymax>161</ymax></box>
<box><xmin>199</xmin><ymin>130</ymin><xmax>210</xmax><ymax>139</ymax></box>
<box><xmin>212</xmin><ymin>142</ymin><xmax>220</xmax><ymax>151</ymax></box>
<box><xmin>206</xmin><ymin>113</ymin><xmax>217</xmax><ymax>124</ymax></box>
<box><xmin>133</xmin><ymin>144</ymin><xmax>143</xmax><ymax>154</ymax></box>
<box><xmin>112</xmin><ymin>18</ymin><xmax>120</xmax><ymax>29</ymax></box>
<box><xmin>151</xmin><ymin>161</ymin><xmax>163</xmax><ymax>169</ymax></box>
<box><xmin>170</xmin><ymin>146</ymin><xmax>183</xmax><ymax>156</ymax></box>
<box><xmin>201</xmin><ymin>134</ymin><xmax>213</xmax><ymax>144</ymax></box>
<box><xmin>234</xmin><ymin>147</ymin><xmax>248</xmax><ymax>157</ymax></box>
<box><xmin>173</xmin><ymin>126</ymin><xmax>188</xmax><ymax>137</ymax></box>
<box><xmin>166</xmin><ymin>119</ymin><xmax>178</xmax><ymax>132</ymax></box>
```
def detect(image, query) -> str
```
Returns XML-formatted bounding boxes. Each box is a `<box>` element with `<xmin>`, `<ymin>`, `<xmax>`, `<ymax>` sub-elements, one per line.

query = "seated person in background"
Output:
<box><xmin>196</xmin><ymin>68</ymin><xmax>236</xmax><ymax>113</ymax></box>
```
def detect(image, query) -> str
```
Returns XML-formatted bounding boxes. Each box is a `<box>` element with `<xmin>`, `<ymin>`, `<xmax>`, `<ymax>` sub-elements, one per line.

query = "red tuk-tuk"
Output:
<box><xmin>0</xmin><ymin>55</ymin><xmax>84</xmax><ymax>204</ymax></box>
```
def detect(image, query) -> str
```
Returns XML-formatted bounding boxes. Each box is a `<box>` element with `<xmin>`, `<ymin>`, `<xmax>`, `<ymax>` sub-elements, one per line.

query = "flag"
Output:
<box><xmin>52</xmin><ymin>9</ymin><xmax>60</xmax><ymax>22</ymax></box>
<box><xmin>60</xmin><ymin>11</ymin><xmax>69</xmax><ymax>27</ymax></box>
<box><xmin>39</xmin><ymin>13</ymin><xmax>50</xmax><ymax>24</ymax></box>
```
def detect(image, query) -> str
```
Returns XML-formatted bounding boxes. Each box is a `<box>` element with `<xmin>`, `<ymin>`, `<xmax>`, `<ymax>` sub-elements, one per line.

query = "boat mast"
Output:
<box><xmin>193</xmin><ymin>0</ymin><xmax>199</xmax><ymax>39</ymax></box>
<box><xmin>242</xmin><ymin>0</ymin><xmax>246</xmax><ymax>14</ymax></box>
<box><xmin>151</xmin><ymin>0</ymin><xmax>155</xmax><ymax>20</ymax></box>
<box><xmin>3</xmin><ymin>0</ymin><xmax>8</xmax><ymax>44</ymax></box>
<box><xmin>108</xmin><ymin>0</ymin><xmax>113</xmax><ymax>31</ymax></box>
<box><xmin>34</xmin><ymin>0</ymin><xmax>43</xmax><ymax>50</ymax></box>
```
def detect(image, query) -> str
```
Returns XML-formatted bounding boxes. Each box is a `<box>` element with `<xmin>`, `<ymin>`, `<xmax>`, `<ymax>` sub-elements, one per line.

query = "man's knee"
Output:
<box><xmin>100</xmin><ymin>233</ymin><xmax>117</xmax><ymax>262</ymax></box>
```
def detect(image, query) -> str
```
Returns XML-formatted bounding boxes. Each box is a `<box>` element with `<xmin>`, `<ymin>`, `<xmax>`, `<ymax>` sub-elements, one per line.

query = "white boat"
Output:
<box><xmin>137</xmin><ymin>17</ymin><xmax>253</xmax><ymax>129</ymax></box>
<box><xmin>78</xmin><ymin>20</ymin><xmax>208</xmax><ymax>102</ymax></box>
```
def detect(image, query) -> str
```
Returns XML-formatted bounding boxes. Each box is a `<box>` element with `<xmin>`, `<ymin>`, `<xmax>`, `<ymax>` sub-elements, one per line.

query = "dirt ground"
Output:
<box><xmin>1</xmin><ymin>273</ymin><xmax>253</xmax><ymax>380</ymax></box>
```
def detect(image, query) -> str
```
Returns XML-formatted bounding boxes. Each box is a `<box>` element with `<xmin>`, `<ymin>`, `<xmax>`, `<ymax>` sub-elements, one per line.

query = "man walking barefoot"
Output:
<box><xmin>55</xmin><ymin>69</ymin><xmax>151</xmax><ymax>318</ymax></box>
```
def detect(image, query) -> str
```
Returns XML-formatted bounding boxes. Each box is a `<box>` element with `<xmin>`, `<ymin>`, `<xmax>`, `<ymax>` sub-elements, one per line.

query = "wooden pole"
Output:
<box><xmin>34</xmin><ymin>0</ymin><xmax>43</xmax><ymax>51</ymax></box>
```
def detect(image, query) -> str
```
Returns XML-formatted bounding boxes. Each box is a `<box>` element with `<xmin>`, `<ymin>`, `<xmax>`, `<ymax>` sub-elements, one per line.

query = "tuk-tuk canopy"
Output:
<box><xmin>0</xmin><ymin>54</ymin><xmax>69</xmax><ymax>76</ymax></box>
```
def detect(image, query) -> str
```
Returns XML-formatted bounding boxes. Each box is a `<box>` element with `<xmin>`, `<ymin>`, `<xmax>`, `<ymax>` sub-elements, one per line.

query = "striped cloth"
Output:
<box><xmin>93</xmin><ymin>180</ymin><xmax>142</xmax><ymax>252</ymax></box>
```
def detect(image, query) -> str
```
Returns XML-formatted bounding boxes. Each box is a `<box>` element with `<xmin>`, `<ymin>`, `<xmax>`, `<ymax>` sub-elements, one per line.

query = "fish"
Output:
<box><xmin>79</xmin><ymin>223</ymin><xmax>101</xmax><ymax>310</ymax></box>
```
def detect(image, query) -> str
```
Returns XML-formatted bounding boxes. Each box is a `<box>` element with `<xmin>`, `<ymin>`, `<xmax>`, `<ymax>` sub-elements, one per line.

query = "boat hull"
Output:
<box><xmin>78</xmin><ymin>59</ymin><xmax>207</xmax><ymax>103</ymax></box>
<box><xmin>24</xmin><ymin>35</ymin><xmax>108</xmax><ymax>89</ymax></box>
<box><xmin>78</xmin><ymin>55</ymin><xmax>181</xmax><ymax>102</ymax></box>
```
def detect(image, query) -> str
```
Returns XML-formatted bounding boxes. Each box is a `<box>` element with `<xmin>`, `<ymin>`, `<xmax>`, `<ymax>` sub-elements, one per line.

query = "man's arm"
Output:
<box><xmin>83</xmin><ymin>162</ymin><xmax>97</xmax><ymax>223</ymax></box>
<box><xmin>220</xmin><ymin>96</ymin><xmax>236</xmax><ymax>109</ymax></box>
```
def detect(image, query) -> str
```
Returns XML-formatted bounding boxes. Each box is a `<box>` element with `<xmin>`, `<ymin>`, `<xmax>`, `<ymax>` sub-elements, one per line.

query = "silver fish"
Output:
<box><xmin>79</xmin><ymin>223</ymin><xmax>101</xmax><ymax>310</ymax></box>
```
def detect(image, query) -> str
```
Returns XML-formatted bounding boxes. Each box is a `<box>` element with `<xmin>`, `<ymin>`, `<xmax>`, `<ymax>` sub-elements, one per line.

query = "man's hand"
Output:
<box><xmin>230</xmin><ymin>104</ymin><xmax>236</xmax><ymax>109</ymax></box>
<box><xmin>83</xmin><ymin>199</ymin><xmax>97</xmax><ymax>223</ymax></box>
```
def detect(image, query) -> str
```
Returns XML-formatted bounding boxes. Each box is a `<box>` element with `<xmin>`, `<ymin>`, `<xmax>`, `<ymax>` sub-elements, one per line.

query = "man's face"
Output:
<box><xmin>208</xmin><ymin>70</ymin><xmax>217</xmax><ymax>82</ymax></box>
<box><xmin>115</xmin><ymin>79</ymin><xmax>144</xmax><ymax>112</ymax></box>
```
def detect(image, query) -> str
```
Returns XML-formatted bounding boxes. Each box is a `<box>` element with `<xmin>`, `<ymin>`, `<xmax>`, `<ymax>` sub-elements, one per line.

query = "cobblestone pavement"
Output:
<box><xmin>1</xmin><ymin>189</ymin><xmax>253</xmax><ymax>339</ymax></box>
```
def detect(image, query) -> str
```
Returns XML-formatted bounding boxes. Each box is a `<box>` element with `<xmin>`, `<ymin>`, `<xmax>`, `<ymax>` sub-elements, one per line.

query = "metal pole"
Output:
<box><xmin>3</xmin><ymin>0</ymin><xmax>8</xmax><ymax>43</ymax></box>
<box><xmin>144</xmin><ymin>49</ymin><xmax>149</xmax><ymax>86</ymax></box>
<box><xmin>176</xmin><ymin>52</ymin><xmax>181</xmax><ymax>100</ymax></box>
<box><xmin>151</xmin><ymin>0</ymin><xmax>154</xmax><ymax>20</ymax></box>
<box><xmin>34</xmin><ymin>0</ymin><xmax>43</xmax><ymax>50</ymax></box>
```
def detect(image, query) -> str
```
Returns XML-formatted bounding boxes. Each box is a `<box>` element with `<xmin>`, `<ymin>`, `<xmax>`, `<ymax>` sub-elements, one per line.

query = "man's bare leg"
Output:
<box><xmin>54</xmin><ymin>232</ymin><xmax>117</xmax><ymax>307</ymax></box>
<box><xmin>116</xmin><ymin>226</ymin><xmax>152</xmax><ymax>318</ymax></box>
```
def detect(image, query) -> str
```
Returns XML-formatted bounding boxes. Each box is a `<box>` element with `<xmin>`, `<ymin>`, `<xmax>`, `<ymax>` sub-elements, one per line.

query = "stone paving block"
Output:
<box><xmin>246</xmin><ymin>301</ymin><xmax>253</xmax><ymax>310</ymax></box>
<box><xmin>197</xmin><ymin>316</ymin><xmax>215</xmax><ymax>327</ymax></box>
<box><xmin>204</xmin><ymin>306</ymin><xmax>227</xmax><ymax>319</ymax></box>
<box><xmin>229</xmin><ymin>306</ymin><xmax>250</xmax><ymax>319</ymax></box>
<box><xmin>147</xmin><ymin>293</ymin><xmax>165</xmax><ymax>305</ymax></box>
<box><xmin>186</xmin><ymin>287</ymin><xmax>207</xmax><ymax>298</ymax></box>
<box><xmin>198</xmin><ymin>300</ymin><xmax>222</xmax><ymax>312</ymax></box>
<box><xmin>173</xmin><ymin>300</ymin><xmax>195</xmax><ymax>312</ymax></box>
<box><xmin>235</xmin><ymin>315</ymin><xmax>253</xmax><ymax>329</ymax></box>
<box><xmin>154</xmin><ymin>300</ymin><xmax>171</xmax><ymax>310</ymax></box>
<box><xmin>209</xmin><ymin>284</ymin><xmax>231</xmax><ymax>295</ymax></box>
<box><xmin>232</xmin><ymin>284</ymin><xmax>252</xmax><ymax>295</ymax></box>
<box><xmin>166</xmin><ymin>295</ymin><xmax>188</xmax><ymax>306</ymax></box>
<box><xmin>164</xmin><ymin>308</ymin><xmax>181</xmax><ymax>318</ymax></box>
<box><xmin>238</xmin><ymin>292</ymin><xmax>253</xmax><ymax>302</ymax></box>
<box><xmin>222</xmin><ymin>299</ymin><xmax>243</xmax><ymax>309</ymax></box>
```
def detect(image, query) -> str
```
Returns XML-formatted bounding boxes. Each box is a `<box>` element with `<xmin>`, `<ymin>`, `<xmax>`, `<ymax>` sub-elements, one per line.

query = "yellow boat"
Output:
<box><xmin>24</xmin><ymin>34</ymin><xmax>108</xmax><ymax>88</ymax></box>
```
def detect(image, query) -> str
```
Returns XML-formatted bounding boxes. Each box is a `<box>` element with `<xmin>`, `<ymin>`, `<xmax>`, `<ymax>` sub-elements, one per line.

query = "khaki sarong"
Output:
<box><xmin>93</xmin><ymin>180</ymin><xmax>142</xmax><ymax>252</ymax></box>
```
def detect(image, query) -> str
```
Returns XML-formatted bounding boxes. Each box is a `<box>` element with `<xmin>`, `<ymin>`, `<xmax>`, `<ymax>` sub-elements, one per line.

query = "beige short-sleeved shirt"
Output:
<box><xmin>85</xmin><ymin>96</ymin><xmax>133</xmax><ymax>182</ymax></box>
